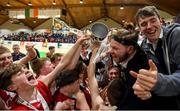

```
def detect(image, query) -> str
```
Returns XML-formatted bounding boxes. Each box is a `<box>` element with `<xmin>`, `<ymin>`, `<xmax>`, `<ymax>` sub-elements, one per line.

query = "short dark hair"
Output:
<box><xmin>111</xmin><ymin>30</ymin><xmax>139</xmax><ymax>47</ymax></box>
<box><xmin>135</xmin><ymin>6</ymin><xmax>160</xmax><ymax>25</ymax></box>
<box><xmin>107</xmin><ymin>79</ymin><xmax>126</xmax><ymax>106</ymax></box>
<box><xmin>56</xmin><ymin>69</ymin><xmax>80</xmax><ymax>88</ymax></box>
<box><xmin>75</xmin><ymin>61</ymin><xmax>88</xmax><ymax>84</ymax></box>
<box><xmin>0</xmin><ymin>63</ymin><xmax>25</xmax><ymax>90</ymax></box>
<box><xmin>50</xmin><ymin>53</ymin><xmax>63</xmax><ymax>63</ymax></box>
<box><xmin>31</xmin><ymin>57</ymin><xmax>50</xmax><ymax>76</ymax></box>
<box><xmin>48</xmin><ymin>46</ymin><xmax>55</xmax><ymax>50</ymax></box>
<box><xmin>174</xmin><ymin>13</ymin><xmax>180</xmax><ymax>24</ymax></box>
<box><xmin>124</xmin><ymin>23</ymin><xmax>135</xmax><ymax>31</ymax></box>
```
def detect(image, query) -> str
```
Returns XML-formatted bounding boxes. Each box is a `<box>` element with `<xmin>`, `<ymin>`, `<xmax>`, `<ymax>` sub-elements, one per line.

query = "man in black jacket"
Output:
<box><xmin>109</xmin><ymin>30</ymin><xmax>155</xmax><ymax>109</ymax></box>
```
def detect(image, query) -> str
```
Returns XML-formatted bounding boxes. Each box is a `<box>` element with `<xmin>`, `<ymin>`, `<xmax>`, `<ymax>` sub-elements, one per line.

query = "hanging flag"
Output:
<box><xmin>30</xmin><ymin>9</ymin><xmax>34</xmax><ymax>17</ymax></box>
<box><xmin>9</xmin><ymin>8</ymin><xmax>61</xmax><ymax>19</ymax></box>
<box><xmin>9</xmin><ymin>10</ymin><xmax>17</xmax><ymax>18</ymax></box>
<box><xmin>17</xmin><ymin>9</ymin><xmax>25</xmax><ymax>19</ymax></box>
<box><xmin>34</xmin><ymin>8</ymin><xmax>38</xmax><ymax>17</ymax></box>
<box><xmin>25</xmin><ymin>8</ymin><xmax>30</xmax><ymax>18</ymax></box>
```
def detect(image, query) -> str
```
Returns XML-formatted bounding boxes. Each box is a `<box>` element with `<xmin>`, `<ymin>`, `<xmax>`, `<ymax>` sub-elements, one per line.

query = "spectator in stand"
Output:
<box><xmin>12</xmin><ymin>44</ymin><xmax>30</xmax><ymax>69</ymax></box>
<box><xmin>11</xmin><ymin>44</ymin><xmax>26</xmax><ymax>62</ymax></box>
<box><xmin>46</xmin><ymin>46</ymin><xmax>55</xmax><ymax>58</ymax></box>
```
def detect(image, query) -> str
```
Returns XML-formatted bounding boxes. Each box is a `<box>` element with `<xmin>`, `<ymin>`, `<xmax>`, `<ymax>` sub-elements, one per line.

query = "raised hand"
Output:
<box><xmin>77</xmin><ymin>31</ymin><xmax>91</xmax><ymax>42</ymax></box>
<box><xmin>25</xmin><ymin>43</ymin><xmax>37</xmax><ymax>59</ymax></box>
<box><xmin>130</xmin><ymin>59</ymin><xmax>158</xmax><ymax>100</ymax></box>
<box><xmin>131</xmin><ymin>59</ymin><xmax>158</xmax><ymax>91</ymax></box>
<box><xmin>132</xmin><ymin>81</ymin><xmax>152</xmax><ymax>100</ymax></box>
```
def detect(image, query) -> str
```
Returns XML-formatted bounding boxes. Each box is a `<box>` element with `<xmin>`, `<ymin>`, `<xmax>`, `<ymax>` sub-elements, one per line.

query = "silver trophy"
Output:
<box><xmin>90</xmin><ymin>22</ymin><xmax>109</xmax><ymax>43</ymax></box>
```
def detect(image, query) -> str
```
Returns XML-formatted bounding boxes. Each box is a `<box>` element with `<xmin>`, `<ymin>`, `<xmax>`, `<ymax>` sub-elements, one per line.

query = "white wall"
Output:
<box><xmin>0</xmin><ymin>20</ymin><xmax>32</xmax><ymax>36</ymax></box>
<box><xmin>0</xmin><ymin>19</ymin><xmax>53</xmax><ymax>36</ymax></box>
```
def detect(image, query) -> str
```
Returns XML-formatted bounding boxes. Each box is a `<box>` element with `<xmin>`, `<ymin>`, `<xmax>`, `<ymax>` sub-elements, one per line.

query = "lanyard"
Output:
<box><xmin>17</xmin><ymin>89</ymin><xmax>49</xmax><ymax>111</ymax></box>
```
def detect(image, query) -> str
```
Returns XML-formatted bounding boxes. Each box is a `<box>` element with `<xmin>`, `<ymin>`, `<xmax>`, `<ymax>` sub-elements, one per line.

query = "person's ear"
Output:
<box><xmin>7</xmin><ymin>84</ymin><xmax>17</xmax><ymax>92</ymax></box>
<box><xmin>127</xmin><ymin>45</ymin><xmax>134</xmax><ymax>54</ymax></box>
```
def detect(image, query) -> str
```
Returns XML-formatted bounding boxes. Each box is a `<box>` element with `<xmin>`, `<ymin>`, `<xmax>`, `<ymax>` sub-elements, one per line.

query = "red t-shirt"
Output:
<box><xmin>11</xmin><ymin>81</ymin><xmax>53</xmax><ymax>110</ymax></box>
<box><xmin>0</xmin><ymin>89</ymin><xmax>16</xmax><ymax>109</ymax></box>
<box><xmin>53</xmin><ymin>90</ymin><xmax>78</xmax><ymax>110</ymax></box>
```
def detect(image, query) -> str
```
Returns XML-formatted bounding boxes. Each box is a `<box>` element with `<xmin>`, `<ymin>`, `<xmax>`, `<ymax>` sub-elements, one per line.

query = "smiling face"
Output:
<box><xmin>0</xmin><ymin>52</ymin><xmax>13</xmax><ymax>69</ymax></box>
<box><xmin>10</xmin><ymin>67</ymin><xmax>38</xmax><ymax>91</ymax></box>
<box><xmin>138</xmin><ymin>16</ymin><xmax>162</xmax><ymax>43</ymax></box>
<box><xmin>109</xmin><ymin>39</ymin><xmax>130</xmax><ymax>63</ymax></box>
<box><xmin>108</xmin><ymin>68</ymin><xmax>119</xmax><ymax>81</ymax></box>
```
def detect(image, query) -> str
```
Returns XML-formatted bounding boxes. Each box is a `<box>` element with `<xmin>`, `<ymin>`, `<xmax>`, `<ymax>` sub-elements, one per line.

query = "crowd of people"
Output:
<box><xmin>0</xmin><ymin>5</ymin><xmax>180</xmax><ymax>110</ymax></box>
<box><xmin>3</xmin><ymin>32</ymin><xmax>77</xmax><ymax>43</ymax></box>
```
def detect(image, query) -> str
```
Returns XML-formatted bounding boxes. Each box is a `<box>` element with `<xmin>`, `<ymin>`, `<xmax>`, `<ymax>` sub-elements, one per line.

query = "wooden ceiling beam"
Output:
<box><xmin>101</xmin><ymin>0</ymin><xmax>108</xmax><ymax>17</ymax></box>
<box><xmin>13</xmin><ymin>0</ymin><xmax>30</xmax><ymax>7</ymax></box>
<box><xmin>107</xmin><ymin>15</ymin><xmax>123</xmax><ymax>26</ymax></box>
<box><xmin>5</xmin><ymin>3</ymin><xmax>149</xmax><ymax>9</ymax></box>
<box><xmin>0</xmin><ymin>5</ymin><xmax>8</xmax><ymax>16</ymax></box>
<box><xmin>32</xmin><ymin>19</ymin><xmax>50</xmax><ymax>30</ymax></box>
<box><xmin>61</xmin><ymin>0</ymin><xmax>78</xmax><ymax>29</ymax></box>
<box><xmin>0</xmin><ymin>5</ymin><xmax>5</xmax><ymax>9</ymax></box>
<box><xmin>80</xmin><ymin>16</ymin><xmax>103</xmax><ymax>29</ymax></box>
<box><xmin>146</xmin><ymin>0</ymin><xmax>177</xmax><ymax>15</ymax></box>
<box><xmin>18</xmin><ymin>19</ymin><xmax>33</xmax><ymax>29</ymax></box>
<box><xmin>0</xmin><ymin>18</ymin><xmax>9</xmax><ymax>25</ymax></box>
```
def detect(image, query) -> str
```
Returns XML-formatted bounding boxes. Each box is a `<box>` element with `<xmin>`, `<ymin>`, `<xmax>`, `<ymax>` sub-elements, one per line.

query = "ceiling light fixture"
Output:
<box><xmin>28</xmin><ymin>2</ymin><xmax>32</xmax><ymax>6</ymax></box>
<box><xmin>80</xmin><ymin>0</ymin><xmax>83</xmax><ymax>4</ymax></box>
<box><xmin>6</xmin><ymin>2</ymin><xmax>11</xmax><ymax>6</ymax></box>
<box><xmin>9</xmin><ymin>19</ymin><xmax>13</xmax><ymax>23</ymax></box>
<box><xmin>120</xmin><ymin>5</ymin><xmax>124</xmax><ymax>10</ymax></box>
<box><xmin>33</xmin><ymin>20</ymin><xmax>37</xmax><ymax>23</ymax></box>
<box><xmin>52</xmin><ymin>0</ymin><xmax>56</xmax><ymax>5</ymax></box>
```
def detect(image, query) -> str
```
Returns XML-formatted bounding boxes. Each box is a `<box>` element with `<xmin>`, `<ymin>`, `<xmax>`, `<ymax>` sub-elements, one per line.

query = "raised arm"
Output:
<box><xmin>42</xmin><ymin>36</ymin><xmax>90</xmax><ymax>86</ymax></box>
<box><xmin>65</xmin><ymin>33</ymin><xmax>84</xmax><ymax>70</ymax></box>
<box><xmin>88</xmin><ymin>46</ymin><xmax>104</xmax><ymax>110</ymax></box>
<box><xmin>19</xmin><ymin>43</ymin><xmax>37</xmax><ymax>65</ymax></box>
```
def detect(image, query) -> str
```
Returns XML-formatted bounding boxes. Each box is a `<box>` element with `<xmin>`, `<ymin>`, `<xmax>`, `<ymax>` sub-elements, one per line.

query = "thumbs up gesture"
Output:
<box><xmin>130</xmin><ymin>60</ymin><xmax>158</xmax><ymax>100</ymax></box>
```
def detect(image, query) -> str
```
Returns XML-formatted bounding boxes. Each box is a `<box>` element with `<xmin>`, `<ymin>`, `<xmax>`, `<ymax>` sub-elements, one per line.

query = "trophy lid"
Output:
<box><xmin>91</xmin><ymin>22</ymin><xmax>109</xmax><ymax>41</ymax></box>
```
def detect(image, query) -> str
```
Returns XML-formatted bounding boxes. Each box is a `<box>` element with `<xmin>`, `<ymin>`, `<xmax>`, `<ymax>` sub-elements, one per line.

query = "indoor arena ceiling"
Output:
<box><xmin>0</xmin><ymin>0</ymin><xmax>180</xmax><ymax>29</ymax></box>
